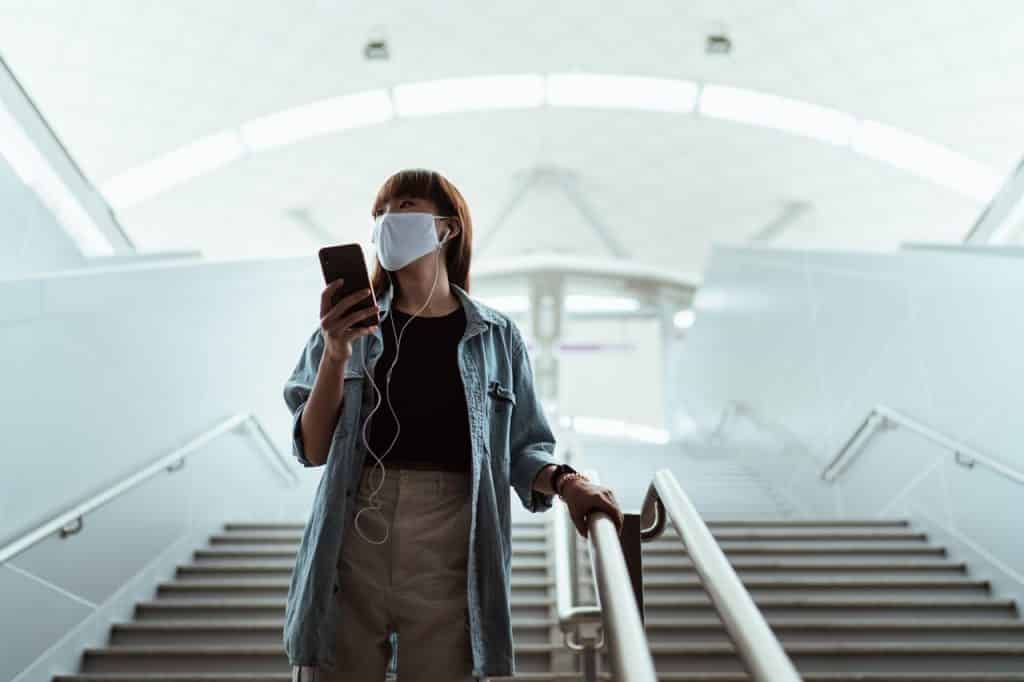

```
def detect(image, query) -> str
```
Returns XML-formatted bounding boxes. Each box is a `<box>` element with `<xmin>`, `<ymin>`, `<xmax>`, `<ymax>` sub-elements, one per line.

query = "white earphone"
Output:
<box><xmin>353</xmin><ymin>218</ymin><xmax>453</xmax><ymax>544</ymax></box>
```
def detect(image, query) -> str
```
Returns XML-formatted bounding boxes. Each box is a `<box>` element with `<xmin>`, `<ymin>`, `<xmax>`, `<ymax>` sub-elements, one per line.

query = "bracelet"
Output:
<box><xmin>556</xmin><ymin>472</ymin><xmax>588</xmax><ymax>497</ymax></box>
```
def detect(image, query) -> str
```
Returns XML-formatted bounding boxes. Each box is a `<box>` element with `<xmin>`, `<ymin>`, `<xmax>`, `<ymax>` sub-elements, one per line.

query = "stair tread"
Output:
<box><xmin>112</xmin><ymin>616</ymin><xmax>556</xmax><ymax>630</ymax></box>
<box><xmin>641</xmin><ymin>595</ymin><xmax>1014</xmax><ymax>606</ymax></box>
<box><xmin>85</xmin><ymin>642</ymin><xmax>563</xmax><ymax>654</ymax></box>
<box><xmin>641</xmin><ymin>618</ymin><xmax>1024</xmax><ymax>629</ymax></box>
<box><xmin>630</xmin><ymin>577</ymin><xmax>989</xmax><ymax>587</ymax></box>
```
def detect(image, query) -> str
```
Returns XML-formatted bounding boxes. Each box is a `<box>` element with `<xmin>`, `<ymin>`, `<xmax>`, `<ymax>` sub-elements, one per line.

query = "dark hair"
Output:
<box><xmin>369</xmin><ymin>168</ymin><xmax>473</xmax><ymax>298</ymax></box>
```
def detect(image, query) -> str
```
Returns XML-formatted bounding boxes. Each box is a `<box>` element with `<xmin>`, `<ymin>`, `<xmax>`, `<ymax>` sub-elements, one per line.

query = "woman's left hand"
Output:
<box><xmin>561</xmin><ymin>478</ymin><xmax>624</xmax><ymax>539</ymax></box>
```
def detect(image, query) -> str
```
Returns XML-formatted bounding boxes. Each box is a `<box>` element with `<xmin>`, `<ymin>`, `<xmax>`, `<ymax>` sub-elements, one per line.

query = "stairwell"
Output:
<box><xmin>50</xmin><ymin>515</ymin><xmax>1024</xmax><ymax>682</ymax></box>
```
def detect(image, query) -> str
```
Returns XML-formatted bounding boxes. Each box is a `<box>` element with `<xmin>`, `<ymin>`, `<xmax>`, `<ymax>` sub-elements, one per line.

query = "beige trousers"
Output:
<box><xmin>318</xmin><ymin>461</ymin><xmax>476</xmax><ymax>682</ymax></box>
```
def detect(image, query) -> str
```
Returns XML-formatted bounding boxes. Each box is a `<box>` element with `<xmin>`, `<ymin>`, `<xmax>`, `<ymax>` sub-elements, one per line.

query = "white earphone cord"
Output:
<box><xmin>354</xmin><ymin>220</ymin><xmax>450</xmax><ymax>545</ymax></box>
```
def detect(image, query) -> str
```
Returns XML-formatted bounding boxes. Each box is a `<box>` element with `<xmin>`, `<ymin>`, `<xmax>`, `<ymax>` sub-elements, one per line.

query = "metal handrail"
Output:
<box><xmin>0</xmin><ymin>413</ymin><xmax>297</xmax><ymax>564</ymax></box>
<box><xmin>821</xmin><ymin>404</ymin><xmax>1024</xmax><ymax>485</ymax></box>
<box><xmin>640</xmin><ymin>469</ymin><xmax>802</xmax><ymax>682</ymax></box>
<box><xmin>553</xmin><ymin>465</ymin><xmax>658</xmax><ymax>682</ymax></box>
<box><xmin>584</xmin><ymin>470</ymin><xmax>658</xmax><ymax>682</ymax></box>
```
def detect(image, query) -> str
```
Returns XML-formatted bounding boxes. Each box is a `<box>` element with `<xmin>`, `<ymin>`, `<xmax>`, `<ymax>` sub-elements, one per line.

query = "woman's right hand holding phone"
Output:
<box><xmin>320</xmin><ymin>279</ymin><xmax>380</xmax><ymax>365</ymax></box>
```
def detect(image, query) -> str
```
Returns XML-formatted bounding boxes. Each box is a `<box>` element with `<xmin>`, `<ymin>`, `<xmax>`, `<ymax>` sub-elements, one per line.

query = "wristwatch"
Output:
<box><xmin>550</xmin><ymin>463</ymin><xmax>583</xmax><ymax>496</ymax></box>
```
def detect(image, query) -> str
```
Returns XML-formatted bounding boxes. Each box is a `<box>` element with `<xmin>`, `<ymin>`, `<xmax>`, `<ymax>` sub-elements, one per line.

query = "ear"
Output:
<box><xmin>442</xmin><ymin>218</ymin><xmax>461</xmax><ymax>243</ymax></box>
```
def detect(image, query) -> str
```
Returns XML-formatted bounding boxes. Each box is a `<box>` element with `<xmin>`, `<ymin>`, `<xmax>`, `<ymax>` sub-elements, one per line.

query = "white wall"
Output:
<box><xmin>0</xmin><ymin>254</ymin><xmax>334</xmax><ymax>551</ymax></box>
<box><xmin>0</xmin><ymin>254</ymin><xmax>350</xmax><ymax>681</ymax></box>
<box><xmin>0</xmin><ymin>153</ymin><xmax>86</xmax><ymax>276</ymax></box>
<box><xmin>557</xmin><ymin>316</ymin><xmax>665</xmax><ymax>429</ymax></box>
<box><xmin>674</xmin><ymin>243</ymin><xmax>1024</xmax><ymax>603</ymax></box>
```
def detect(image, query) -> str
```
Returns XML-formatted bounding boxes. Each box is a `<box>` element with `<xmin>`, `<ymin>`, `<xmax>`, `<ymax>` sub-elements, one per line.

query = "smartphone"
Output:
<box><xmin>318</xmin><ymin>243</ymin><xmax>379</xmax><ymax>329</ymax></box>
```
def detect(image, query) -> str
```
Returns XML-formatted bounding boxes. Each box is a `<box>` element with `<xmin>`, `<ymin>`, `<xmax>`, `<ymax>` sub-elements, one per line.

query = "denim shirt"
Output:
<box><xmin>281</xmin><ymin>280</ymin><xmax>559</xmax><ymax>678</ymax></box>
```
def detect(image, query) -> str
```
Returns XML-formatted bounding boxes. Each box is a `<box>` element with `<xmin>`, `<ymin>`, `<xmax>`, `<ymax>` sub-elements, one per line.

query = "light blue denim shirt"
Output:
<box><xmin>282</xmin><ymin>280</ymin><xmax>559</xmax><ymax>678</ymax></box>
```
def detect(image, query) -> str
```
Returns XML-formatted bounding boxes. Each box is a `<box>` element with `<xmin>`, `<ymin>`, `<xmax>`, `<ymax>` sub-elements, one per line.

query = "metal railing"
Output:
<box><xmin>552</xmin><ymin>434</ymin><xmax>799</xmax><ymax>681</ymax></box>
<box><xmin>553</xmin><ymin>465</ymin><xmax>658</xmax><ymax>682</ymax></box>
<box><xmin>0</xmin><ymin>413</ymin><xmax>297</xmax><ymax>564</ymax></box>
<box><xmin>821</xmin><ymin>404</ymin><xmax>1024</xmax><ymax>486</ymax></box>
<box><xmin>641</xmin><ymin>469</ymin><xmax>802</xmax><ymax>682</ymax></box>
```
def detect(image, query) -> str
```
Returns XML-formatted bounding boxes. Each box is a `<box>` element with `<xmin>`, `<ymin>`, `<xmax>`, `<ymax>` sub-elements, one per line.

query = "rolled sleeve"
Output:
<box><xmin>507</xmin><ymin>321</ymin><xmax>560</xmax><ymax>513</ymax></box>
<box><xmin>283</xmin><ymin>328</ymin><xmax>324</xmax><ymax>468</ymax></box>
<box><xmin>288</xmin><ymin>400</ymin><xmax>315</xmax><ymax>467</ymax></box>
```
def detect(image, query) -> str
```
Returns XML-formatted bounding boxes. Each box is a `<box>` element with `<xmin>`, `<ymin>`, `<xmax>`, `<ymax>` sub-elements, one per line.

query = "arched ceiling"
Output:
<box><xmin>1</xmin><ymin>0</ymin><xmax>1021</xmax><ymax>277</ymax></box>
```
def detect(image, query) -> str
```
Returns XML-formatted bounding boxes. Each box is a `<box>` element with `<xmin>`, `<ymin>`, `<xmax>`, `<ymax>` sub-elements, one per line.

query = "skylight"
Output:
<box><xmin>546</xmin><ymin>73</ymin><xmax>698</xmax><ymax>112</ymax></box>
<box><xmin>393</xmin><ymin>75</ymin><xmax>545</xmax><ymax>116</ymax></box>
<box><xmin>97</xmin><ymin>73</ymin><xmax>1003</xmax><ymax>208</ymax></box>
<box><xmin>240</xmin><ymin>90</ymin><xmax>393</xmax><ymax>151</ymax></box>
<box><xmin>0</xmin><ymin>103</ymin><xmax>113</xmax><ymax>255</ymax></box>
<box><xmin>851</xmin><ymin>120</ymin><xmax>1001</xmax><ymax>201</ymax></box>
<box><xmin>102</xmin><ymin>130</ymin><xmax>247</xmax><ymax>208</ymax></box>
<box><xmin>698</xmin><ymin>84</ymin><xmax>857</xmax><ymax>146</ymax></box>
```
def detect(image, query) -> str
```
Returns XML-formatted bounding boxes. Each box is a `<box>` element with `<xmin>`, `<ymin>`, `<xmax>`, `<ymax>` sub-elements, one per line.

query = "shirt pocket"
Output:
<box><xmin>486</xmin><ymin>379</ymin><xmax>517</xmax><ymax>412</ymax></box>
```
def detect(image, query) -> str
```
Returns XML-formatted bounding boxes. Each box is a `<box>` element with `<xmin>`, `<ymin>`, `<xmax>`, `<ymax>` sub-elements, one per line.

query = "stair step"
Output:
<box><xmin>583</xmin><ymin>576</ymin><xmax>992</xmax><ymax>599</ymax></box>
<box><xmin>79</xmin><ymin>644</ymin><xmax>561</xmax><ymax>674</ymax></box>
<box><xmin>222</xmin><ymin>520</ymin><xmax>549</xmax><ymax>532</ymax></box>
<box><xmin>598</xmin><ymin>642</ymin><xmax>1024</xmax><ymax>674</ymax></box>
<box><xmin>637</xmin><ymin>596</ymin><xmax>1018</xmax><ymax>619</ymax></box>
<box><xmin>208</xmin><ymin>529</ymin><xmax>925</xmax><ymax>546</ymax></box>
<box><xmin>642</xmin><ymin>543</ymin><xmax>946</xmax><ymax>556</ymax></box>
<box><xmin>208</xmin><ymin>530</ymin><xmax>551</xmax><ymax>544</ymax></box>
<box><xmin>642</xmin><ymin>618</ymin><xmax>1024</xmax><ymax>644</ymax></box>
<box><xmin>192</xmin><ymin>546</ymin><xmax>547</xmax><ymax>561</ymax></box>
<box><xmin>54</xmin><ymin>667</ymin><xmax>1024</xmax><ymax>675</ymax></box>
<box><xmin>110</xmin><ymin>617</ymin><xmax>557</xmax><ymax>646</ymax></box>
<box><xmin>663</xmin><ymin>530</ymin><xmax>929</xmax><ymax>542</ymax></box>
<box><xmin>178</xmin><ymin>558</ymin><xmax>550</xmax><ymax>576</ymax></box>
<box><xmin>133</xmin><ymin>597</ymin><xmax>554</xmax><ymax>621</ymax></box>
<box><xmin>640</xmin><ymin>559</ymin><xmax>967</xmax><ymax>577</ymax></box>
<box><xmin>699</xmin><ymin>520</ymin><xmax>910</xmax><ymax>528</ymax></box>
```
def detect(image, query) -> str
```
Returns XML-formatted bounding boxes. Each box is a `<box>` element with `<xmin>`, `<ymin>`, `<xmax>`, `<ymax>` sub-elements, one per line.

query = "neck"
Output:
<box><xmin>392</xmin><ymin>259</ymin><xmax>459</xmax><ymax>316</ymax></box>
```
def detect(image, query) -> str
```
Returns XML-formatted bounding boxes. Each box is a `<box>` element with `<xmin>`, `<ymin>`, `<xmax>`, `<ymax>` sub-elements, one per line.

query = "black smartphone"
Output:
<box><xmin>318</xmin><ymin>243</ymin><xmax>379</xmax><ymax>329</ymax></box>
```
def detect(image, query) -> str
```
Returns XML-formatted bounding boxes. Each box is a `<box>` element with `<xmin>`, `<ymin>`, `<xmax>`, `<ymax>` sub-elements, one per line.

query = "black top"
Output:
<box><xmin>365</xmin><ymin>302</ymin><xmax>472</xmax><ymax>472</ymax></box>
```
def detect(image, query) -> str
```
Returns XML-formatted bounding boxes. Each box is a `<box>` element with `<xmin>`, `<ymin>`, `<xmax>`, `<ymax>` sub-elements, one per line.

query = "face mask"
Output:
<box><xmin>371</xmin><ymin>211</ymin><xmax>453</xmax><ymax>271</ymax></box>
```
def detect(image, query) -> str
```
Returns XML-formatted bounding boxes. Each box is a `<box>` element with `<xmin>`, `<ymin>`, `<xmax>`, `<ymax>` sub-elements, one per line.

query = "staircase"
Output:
<box><xmin>584</xmin><ymin>518</ymin><xmax>1024</xmax><ymax>681</ymax></box>
<box><xmin>51</xmin><ymin>520</ymin><xmax>560</xmax><ymax>681</ymax></box>
<box><xmin>50</xmin><ymin>518</ymin><xmax>1024</xmax><ymax>681</ymax></box>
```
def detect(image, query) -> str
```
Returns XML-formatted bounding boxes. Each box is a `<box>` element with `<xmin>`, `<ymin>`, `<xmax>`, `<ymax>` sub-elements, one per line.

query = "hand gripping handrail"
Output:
<box><xmin>641</xmin><ymin>469</ymin><xmax>803</xmax><ymax>682</ymax></box>
<box><xmin>821</xmin><ymin>404</ymin><xmax>1024</xmax><ymax>485</ymax></box>
<box><xmin>553</xmin><ymin>464</ymin><xmax>658</xmax><ymax>682</ymax></box>
<box><xmin>0</xmin><ymin>413</ymin><xmax>298</xmax><ymax>564</ymax></box>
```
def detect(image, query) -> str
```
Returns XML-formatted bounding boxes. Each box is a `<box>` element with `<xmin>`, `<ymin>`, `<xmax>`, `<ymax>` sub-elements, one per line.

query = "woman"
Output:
<box><xmin>282</xmin><ymin>168</ymin><xmax>624</xmax><ymax>682</ymax></box>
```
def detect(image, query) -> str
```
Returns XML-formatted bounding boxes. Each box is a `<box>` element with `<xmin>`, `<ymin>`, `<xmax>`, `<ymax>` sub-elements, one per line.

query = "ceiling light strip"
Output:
<box><xmin>98</xmin><ymin>74</ymin><xmax>1002</xmax><ymax>208</ymax></box>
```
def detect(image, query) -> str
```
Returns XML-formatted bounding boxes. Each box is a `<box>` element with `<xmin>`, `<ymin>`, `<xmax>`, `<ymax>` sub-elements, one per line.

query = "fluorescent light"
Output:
<box><xmin>625</xmin><ymin>423</ymin><xmax>671</xmax><ymax>444</ymax></box>
<box><xmin>566</xmin><ymin>295</ymin><xmax>639</xmax><ymax>313</ymax></box>
<box><xmin>546</xmin><ymin>73</ymin><xmax>697</xmax><ymax>113</ymax></box>
<box><xmin>570</xmin><ymin>416</ymin><xmax>670</xmax><ymax>444</ymax></box>
<box><xmin>674</xmin><ymin>309</ymin><xmax>695</xmax><ymax>329</ymax></box>
<box><xmin>101</xmin><ymin>130</ymin><xmax>247</xmax><ymax>208</ymax></box>
<box><xmin>699</xmin><ymin>84</ymin><xmax>857</xmax><ymax>146</ymax></box>
<box><xmin>393</xmin><ymin>75</ymin><xmax>545</xmax><ymax>116</ymax></box>
<box><xmin>475</xmin><ymin>295</ymin><xmax>529</xmax><ymax>313</ymax></box>
<box><xmin>475</xmin><ymin>294</ymin><xmax>640</xmax><ymax>314</ymax></box>
<box><xmin>240</xmin><ymin>90</ymin><xmax>393</xmax><ymax>151</ymax></box>
<box><xmin>0</xmin><ymin>104</ymin><xmax>113</xmax><ymax>255</ymax></box>
<box><xmin>851</xmin><ymin>120</ymin><xmax>1001</xmax><ymax>201</ymax></box>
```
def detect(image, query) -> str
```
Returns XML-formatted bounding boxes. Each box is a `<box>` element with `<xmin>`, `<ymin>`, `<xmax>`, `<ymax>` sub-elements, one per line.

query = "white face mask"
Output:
<box><xmin>371</xmin><ymin>210</ymin><xmax>453</xmax><ymax>271</ymax></box>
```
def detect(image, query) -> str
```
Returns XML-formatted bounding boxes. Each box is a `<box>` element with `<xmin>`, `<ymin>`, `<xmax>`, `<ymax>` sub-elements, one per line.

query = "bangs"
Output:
<box><xmin>371</xmin><ymin>168</ymin><xmax>456</xmax><ymax>217</ymax></box>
